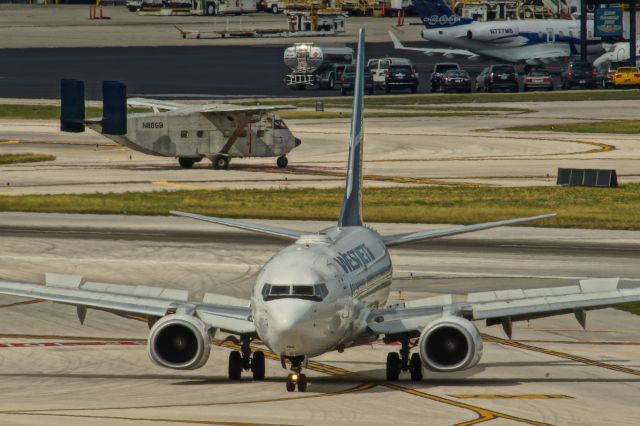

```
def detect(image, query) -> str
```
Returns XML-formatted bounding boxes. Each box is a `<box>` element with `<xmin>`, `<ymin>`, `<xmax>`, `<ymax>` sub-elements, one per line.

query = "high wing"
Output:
<box><xmin>388</xmin><ymin>31</ymin><xmax>479</xmax><ymax>59</ymax></box>
<box><xmin>171</xmin><ymin>211</ymin><xmax>305</xmax><ymax>241</ymax></box>
<box><xmin>127</xmin><ymin>97</ymin><xmax>295</xmax><ymax>115</ymax></box>
<box><xmin>382</xmin><ymin>213</ymin><xmax>555</xmax><ymax>247</ymax></box>
<box><xmin>369</xmin><ymin>278</ymin><xmax>640</xmax><ymax>338</ymax></box>
<box><xmin>0</xmin><ymin>273</ymin><xmax>255</xmax><ymax>334</ymax></box>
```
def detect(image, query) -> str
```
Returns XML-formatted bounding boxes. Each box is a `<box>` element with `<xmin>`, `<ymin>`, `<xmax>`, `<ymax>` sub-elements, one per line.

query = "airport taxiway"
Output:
<box><xmin>1</xmin><ymin>99</ymin><xmax>639</xmax><ymax>192</ymax></box>
<box><xmin>0</xmin><ymin>213</ymin><xmax>639</xmax><ymax>425</ymax></box>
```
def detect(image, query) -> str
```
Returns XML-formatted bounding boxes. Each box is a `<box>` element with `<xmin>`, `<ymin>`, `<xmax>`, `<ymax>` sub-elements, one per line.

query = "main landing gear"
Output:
<box><xmin>283</xmin><ymin>355</ymin><xmax>308</xmax><ymax>392</ymax></box>
<box><xmin>228</xmin><ymin>336</ymin><xmax>265</xmax><ymax>381</ymax></box>
<box><xmin>385</xmin><ymin>335</ymin><xmax>422</xmax><ymax>382</ymax></box>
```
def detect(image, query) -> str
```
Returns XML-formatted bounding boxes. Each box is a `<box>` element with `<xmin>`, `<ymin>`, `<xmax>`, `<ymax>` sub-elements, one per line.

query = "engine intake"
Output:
<box><xmin>148</xmin><ymin>314</ymin><xmax>211</xmax><ymax>370</ymax></box>
<box><xmin>418</xmin><ymin>316</ymin><xmax>482</xmax><ymax>372</ymax></box>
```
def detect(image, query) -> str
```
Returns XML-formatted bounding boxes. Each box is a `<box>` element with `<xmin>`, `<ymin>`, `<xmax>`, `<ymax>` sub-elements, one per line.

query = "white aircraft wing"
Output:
<box><xmin>0</xmin><ymin>273</ymin><xmax>255</xmax><ymax>334</ymax></box>
<box><xmin>369</xmin><ymin>278</ymin><xmax>640</xmax><ymax>337</ymax></box>
<box><xmin>506</xmin><ymin>42</ymin><xmax>572</xmax><ymax>63</ymax></box>
<box><xmin>388</xmin><ymin>31</ymin><xmax>478</xmax><ymax>59</ymax></box>
<box><xmin>128</xmin><ymin>97</ymin><xmax>295</xmax><ymax>115</ymax></box>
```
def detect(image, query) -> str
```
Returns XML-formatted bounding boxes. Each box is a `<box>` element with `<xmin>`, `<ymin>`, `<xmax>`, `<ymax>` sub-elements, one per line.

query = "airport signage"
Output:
<box><xmin>595</xmin><ymin>7</ymin><xmax>623</xmax><ymax>37</ymax></box>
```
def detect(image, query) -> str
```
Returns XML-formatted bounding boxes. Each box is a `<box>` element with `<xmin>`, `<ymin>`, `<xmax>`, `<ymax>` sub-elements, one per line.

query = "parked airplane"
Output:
<box><xmin>593</xmin><ymin>42</ymin><xmax>640</xmax><ymax>67</ymax></box>
<box><xmin>1</xmin><ymin>29</ymin><xmax>639</xmax><ymax>393</ymax></box>
<box><xmin>60</xmin><ymin>80</ymin><xmax>301</xmax><ymax>170</ymax></box>
<box><xmin>390</xmin><ymin>0</ymin><xmax>605</xmax><ymax>66</ymax></box>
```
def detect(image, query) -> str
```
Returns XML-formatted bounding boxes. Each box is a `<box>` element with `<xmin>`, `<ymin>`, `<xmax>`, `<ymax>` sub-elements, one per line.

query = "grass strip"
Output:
<box><xmin>617</xmin><ymin>302</ymin><xmax>640</xmax><ymax>316</ymax></box>
<box><xmin>0</xmin><ymin>153</ymin><xmax>55</xmax><ymax>165</ymax></box>
<box><xmin>1</xmin><ymin>185</ymin><xmax>640</xmax><ymax>230</ymax></box>
<box><xmin>245</xmin><ymin>90</ymin><xmax>640</xmax><ymax>107</ymax></box>
<box><xmin>0</xmin><ymin>105</ymin><xmax>151</xmax><ymax>120</ymax></box>
<box><xmin>506</xmin><ymin>120</ymin><xmax>640</xmax><ymax>134</ymax></box>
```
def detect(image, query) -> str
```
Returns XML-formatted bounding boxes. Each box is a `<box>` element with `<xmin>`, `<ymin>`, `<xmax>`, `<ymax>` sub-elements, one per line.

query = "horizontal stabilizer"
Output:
<box><xmin>382</xmin><ymin>213</ymin><xmax>556</xmax><ymax>247</ymax></box>
<box><xmin>170</xmin><ymin>211</ymin><xmax>305</xmax><ymax>241</ymax></box>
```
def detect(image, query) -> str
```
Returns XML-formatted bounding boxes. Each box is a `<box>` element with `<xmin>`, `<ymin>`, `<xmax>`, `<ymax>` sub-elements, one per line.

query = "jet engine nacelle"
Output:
<box><xmin>418</xmin><ymin>316</ymin><xmax>483</xmax><ymax>372</ymax></box>
<box><xmin>148</xmin><ymin>314</ymin><xmax>211</xmax><ymax>370</ymax></box>
<box><xmin>467</xmin><ymin>24</ymin><xmax>519</xmax><ymax>42</ymax></box>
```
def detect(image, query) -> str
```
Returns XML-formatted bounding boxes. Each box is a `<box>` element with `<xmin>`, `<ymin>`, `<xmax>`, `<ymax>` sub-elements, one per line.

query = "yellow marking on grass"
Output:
<box><xmin>152</xmin><ymin>180</ymin><xmax>209</xmax><ymax>191</ymax></box>
<box><xmin>96</xmin><ymin>147</ymin><xmax>129</xmax><ymax>153</ymax></box>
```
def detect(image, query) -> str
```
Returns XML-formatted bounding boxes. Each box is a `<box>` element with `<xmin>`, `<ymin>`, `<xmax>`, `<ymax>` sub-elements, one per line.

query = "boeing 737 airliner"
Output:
<box><xmin>390</xmin><ymin>0</ymin><xmax>607</xmax><ymax>66</ymax></box>
<box><xmin>0</xmin><ymin>29</ymin><xmax>639</xmax><ymax>393</ymax></box>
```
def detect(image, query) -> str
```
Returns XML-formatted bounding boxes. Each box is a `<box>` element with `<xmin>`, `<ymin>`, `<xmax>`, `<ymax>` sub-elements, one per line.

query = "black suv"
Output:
<box><xmin>475</xmin><ymin>64</ymin><xmax>519</xmax><ymax>92</ymax></box>
<box><xmin>430</xmin><ymin>62</ymin><xmax>460</xmax><ymax>92</ymax></box>
<box><xmin>384</xmin><ymin>63</ymin><xmax>419</xmax><ymax>93</ymax></box>
<box><xmin>561</xmin><ymin>61</ymin><xmax>596</xmax><ymax>89</ymax></box>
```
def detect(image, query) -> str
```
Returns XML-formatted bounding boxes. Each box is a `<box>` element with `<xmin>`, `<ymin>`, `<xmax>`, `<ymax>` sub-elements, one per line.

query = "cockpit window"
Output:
<box><xmin>262</xmin><ymin>283</ymin><xmax>328</xmax><ymax>302</ymax></box>
<box><xmin>273</xmin><ymin>119</ymin><xmax>288</xmax><ymax>130</ymax></box>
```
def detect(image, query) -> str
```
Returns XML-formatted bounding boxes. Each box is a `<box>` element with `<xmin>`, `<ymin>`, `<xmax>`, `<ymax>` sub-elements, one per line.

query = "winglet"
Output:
<box><xmin>338</xmin><ymin>28</ymin><xmax>365</xmax><ymax>228</ymax></box>
<box><xmin>388</xmin><ymin>30</ymin><xmax>405</xmax><ymax>50</ymax></box>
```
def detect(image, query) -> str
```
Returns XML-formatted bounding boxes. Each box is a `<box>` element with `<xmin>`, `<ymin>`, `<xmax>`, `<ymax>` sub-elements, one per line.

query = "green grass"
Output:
<box><xmin>617</xmin><ymin>302</ymin><xmax>640</xmax><ymax>316</ymax></box>
<box><xmin>0</xmin><ymin>104</ymin><xmax>151</xmax><ymax>120</ymax></box>
<box><xmin>1</xmin><ymin>185</ymin><xmax>640</xmax><ymax>230</ymax></box>
<box><xmin>245</xmin><ymin>90</ymin><xmax>640</xmax><ymax>108</ymax></box>
<box><xmin>506</xmin><ymin>120</ymin><xmax>640</xmax><ymax>134</ymax></box>
<box><xmin>0</xmin><ymin>153</ymin><xmax>56</xmax><ymax>165</ymax></box>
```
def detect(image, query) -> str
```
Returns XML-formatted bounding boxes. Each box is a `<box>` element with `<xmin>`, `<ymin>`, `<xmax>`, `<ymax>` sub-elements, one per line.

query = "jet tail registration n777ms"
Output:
<box><xmin>1</xmin><ymin>29</ymin><xmax>639</xmax><ymax>392</ymax></box>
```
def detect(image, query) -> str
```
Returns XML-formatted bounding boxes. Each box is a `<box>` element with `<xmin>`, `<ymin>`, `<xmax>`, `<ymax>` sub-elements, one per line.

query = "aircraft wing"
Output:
<box><xmin>128</xmin><ymin>97</ymin><xmax>295</xmax><ymax>115</ymax></box>
<box><xmin>382</xmin><ymin>213</ymin><xmax>555</xmax><ymax>247</ymax></box>
<box><xmin>507</xmin><ymin>42</ymin><xmax>572</xmax><ymax>63</ymax></box>
<box><xmin>0</xmin><ymin>273</ymin><xmax>255</xmax><ymax>334</ymax></box>
<box><xmin>388</xmin><ymin>31</ymin><xmax>478</xmax><ymax>59</ymax></box>
<box><xmin>369</xmin><ymin>278</ymin><xmax>640</xmax><ymax>337</ymax></box>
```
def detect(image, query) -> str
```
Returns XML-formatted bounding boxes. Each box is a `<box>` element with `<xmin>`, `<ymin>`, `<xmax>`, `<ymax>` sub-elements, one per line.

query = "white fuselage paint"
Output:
<box><xmin>251</xmin><ymin>226</ymin><xmax>393</xmax><ymax>358</ymax></box>
<box><xmin>423</xmin><ymin>19</ymin><xmax>604</xmax><ymax>62</ymax></box>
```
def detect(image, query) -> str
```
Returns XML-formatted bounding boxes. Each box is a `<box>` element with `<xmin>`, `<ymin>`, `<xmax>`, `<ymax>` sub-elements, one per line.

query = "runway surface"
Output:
<box><xmin>0</xmin><ymin>213</ymin><xmax>639</xmax><ymax>425</ymax></box>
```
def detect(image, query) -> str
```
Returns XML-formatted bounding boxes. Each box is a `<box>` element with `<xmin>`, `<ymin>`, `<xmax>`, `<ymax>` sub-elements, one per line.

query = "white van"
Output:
<box><xmin>192</xmin><ymin>0</ymin><xmax>257</xmax><ymax>15</ymax></box>
<box><xmin>367</xmin><ymin>57</ymin><xmax>415</xmax><ymax>88</ymax></box>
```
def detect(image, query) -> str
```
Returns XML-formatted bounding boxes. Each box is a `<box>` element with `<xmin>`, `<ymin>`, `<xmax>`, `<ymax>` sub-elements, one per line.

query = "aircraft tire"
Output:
<box><xmin>297</xmin><ymin>374</ymin><xmax>308</xmax><ymax>392</ymax></box>
<box><xmin>228</xmin><ymin>351</ymin><xmax>242</xmax><ymax>380</ymax></box>
<box><xmin>178</xmin><ymin>157</ymin><xmax>195</xmax><ymax>169</ymax></box>
<box><xmin>271</xmin><ymin>4</ymin><xmax>278</xmax><ymax>13</ymax></box>
<box><xmin>276</xmin><ymin>155</ymin><xmax>288</xmax><ymax>168</ymax></box>
<box><xmin>286</xmin><ymin>379</ymin><xmax>296</xmax><ymax>392</ymax></box>
<box><xmin>251</xmin><ymin>351</ymin><xmax>265</xmax><ymax>380</ymax></box>
<box><xmin>409</xmin><ymin>353</ymin><xmax>423</xmax><ymax>382</ymax></box>
<box><xmin>386</xmin><ymin>352</ymin><xmax>400</xmax><ymax>381</ymax></box>
<box><xmin>212</xmin><ymin>155</ymin><xmax>229</xmax><ymax>170</ymax></box>
<box><xmin>206</xmin><ymin>2</ymin><xmax>216</xmax><ymax>15</ymax></box>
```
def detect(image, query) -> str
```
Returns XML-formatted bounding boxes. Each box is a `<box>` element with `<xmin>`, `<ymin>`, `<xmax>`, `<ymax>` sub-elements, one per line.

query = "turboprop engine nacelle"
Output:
<box><xmin>148</xmin><ymin>314</ymin><xmax>211</xmax><ymax>370</ymax></box>
<box><xmin>418</xmin><ymin>316</ymin><xmax>483</xmax><ymax>372</ymax></box>
<box><xmin>467</xmin><ymin>24</ymin><xmax>519</xmax><ymax>42</ymax></box>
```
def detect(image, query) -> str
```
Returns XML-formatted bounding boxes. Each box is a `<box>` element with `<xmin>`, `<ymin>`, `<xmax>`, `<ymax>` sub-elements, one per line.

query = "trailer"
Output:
<box><xmin>283</xmin><ymin>43</ymin><xmax>353</xmax><ymax>90</ymax></box>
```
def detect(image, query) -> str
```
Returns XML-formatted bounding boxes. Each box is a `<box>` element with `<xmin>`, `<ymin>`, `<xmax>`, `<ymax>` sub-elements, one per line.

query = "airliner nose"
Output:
<box><xmin>264</xmin><ymin>299</ymin><xmax>316</xmax><ymax>356</ymax></box>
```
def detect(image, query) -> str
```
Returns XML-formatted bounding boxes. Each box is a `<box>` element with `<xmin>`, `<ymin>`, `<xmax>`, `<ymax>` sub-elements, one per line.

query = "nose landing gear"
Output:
<box><xmin>283</xmin><ymin>355</ymin><xmax>308</xmax><ymax>392</ymax></box>
<box><xmin>385</xmin><ymin>335</ymin><xmax>422</xmax><ymax>382</ymax></box>
<box><xmin>227</xmin><ymin>335</ymin><xmax>266</xmax><ymax>381</ymax></box>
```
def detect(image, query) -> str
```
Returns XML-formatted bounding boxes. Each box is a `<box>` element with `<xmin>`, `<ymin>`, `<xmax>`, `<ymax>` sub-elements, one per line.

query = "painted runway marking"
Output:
<box><xmin>0</xmin><ymin>140</ymin><xmax>20</xmax><ymax>145</ymax></box>
<box><xmin>0</xmin><ymin>298</ymin><xmax>43</xmax><ymax>308</ymax></box>
<box><xmin>449</xmin><ymin>394</ymin><xmax>573</xmax><ymax>400</ymax></box>
<box><xmin>152</xmin><ymin>180</ymin><xmax>211</xmax><ymax>191</ymax></box>
<box><xmin>394</xmin><ymin>269</ymin><xmax>640</xmax><ymax>282</ymax></box>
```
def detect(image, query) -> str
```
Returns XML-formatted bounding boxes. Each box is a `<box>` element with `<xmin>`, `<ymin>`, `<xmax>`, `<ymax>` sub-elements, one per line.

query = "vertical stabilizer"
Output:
<box><xmin>60</xmin><ymin>79</ymin><xmax>85</xmax><ymax>133</ymax></box>
<box><xmin>338</xmin><ymin>28</ymin><xmax>365</xmax><ymax>228</ymax></box>
<box><xmin>413</xmin><ymin>0</ymin><xmax>472</xmax><ymax>29</ymax></box>
<box><xmin>102</xmin><ymin>80</ymin><xmax>127</xmax><ymax>135</ymax></box>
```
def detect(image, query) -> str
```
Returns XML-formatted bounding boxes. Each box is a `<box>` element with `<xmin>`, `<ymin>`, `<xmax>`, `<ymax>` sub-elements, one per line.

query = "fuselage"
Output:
<box><xmin>424</xmin><ymin>19</ymin><xmax>604</xmax><ymax>62</ymax></box>
<box><xmin>251</xmin><ymin>226</ymin><xmax>393</xmax><ymax>357</ymax></box>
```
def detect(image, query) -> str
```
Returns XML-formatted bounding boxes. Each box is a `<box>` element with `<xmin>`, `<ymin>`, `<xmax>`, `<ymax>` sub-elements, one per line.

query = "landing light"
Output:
<box><xmin>291</xmin><ymin>373</ymin><xmax>299</xmax><ymax>381</ymax></box>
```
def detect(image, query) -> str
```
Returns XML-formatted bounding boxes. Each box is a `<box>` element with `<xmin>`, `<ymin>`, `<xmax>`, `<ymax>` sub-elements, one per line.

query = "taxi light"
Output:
<box><xmin>291</xmin><ymin>373</ymin><xmax>299</xmax><ymax>381</ymax></box>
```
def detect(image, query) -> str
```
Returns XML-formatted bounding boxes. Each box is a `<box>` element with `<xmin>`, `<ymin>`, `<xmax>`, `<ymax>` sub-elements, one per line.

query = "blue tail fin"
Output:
<box><xmin>337</xmin><ymin>28</ymin><xmax>365</xmax><ymax>228</ymax></box>
<box><xmin>413</xmin><ymin>0</ymin><xmax>472</xmax><ymax>29</ymax></box>
<box><xmin>102</xmin><ymin>81</ymin><xmax>127</xmax><ymax>135</ymax></box>
<box><xmin>60</xmin><ymin>79</ymin><xmax>85</xmax><ymax>133</ymax></box>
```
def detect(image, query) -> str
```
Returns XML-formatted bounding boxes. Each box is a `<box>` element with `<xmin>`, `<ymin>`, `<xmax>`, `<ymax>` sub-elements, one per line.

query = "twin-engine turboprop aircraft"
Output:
<box><xmin>1</xmin><ymin>29</ymin><xmax>639</xmax><ymax>392</ymax></box>
<box><xmin>390</xmin><ymin>0</ymin><xmax>606</xmax><ymax>66</ymax></box>
<box><xmin>60</xmin><ymin>80</ymin><xmax>301</xmax><ymax>170</ymax></box>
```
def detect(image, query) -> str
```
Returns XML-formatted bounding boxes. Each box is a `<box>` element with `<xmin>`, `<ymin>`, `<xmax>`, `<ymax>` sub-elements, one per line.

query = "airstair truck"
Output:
<box><xmin>283</xmin><ymin>43</ymin><xmax>354</xmax><ymax>90</ymax></box>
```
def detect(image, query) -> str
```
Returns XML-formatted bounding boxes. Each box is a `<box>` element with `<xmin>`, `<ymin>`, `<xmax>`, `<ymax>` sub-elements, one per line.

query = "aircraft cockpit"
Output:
<box><xmin>262</xmin><ymin>283</ymin><xmax>328</xmax><ymax>302</ymax></box>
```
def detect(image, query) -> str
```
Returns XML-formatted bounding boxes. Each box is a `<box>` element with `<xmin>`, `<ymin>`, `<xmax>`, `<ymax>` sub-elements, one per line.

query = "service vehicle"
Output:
<box><xmin>441</xmin><ymin>69</ymin><xmax>472</xmax><ymax>93</ymax></box>
<box><xmin>283</xmin><ymin>43</ymin><xmax>353</xmax><ymax>90</ymax></box>
<box><xmin>523</xmin><ymin>69</ymin><xmax>554</xmax><ymax>91</ymax></box>
<box><xmin>339</xmin><ymin>65</ymin><xmax>375</xmax><ymax>95</ymax></box>
<box><xmin>258</xmin><ymin>0</ymin><xmax>284</xmax><ymax>13</ymax></box>
<box><xmin>475</xmin><ymin>64</ymin><xmax>518</xmax><ymax>92</ymax></box>
<box><xmin>612</xmin><ymin>66</ymin><xmax>640</xmax><ymax>88</ymax></box>
<box><xmin>384</xmin><ymin>58</ymin><xmax>418</xmax><ymax>93</ymax></box>
<box><xmin>190</xmin><ymin>0</ymin><xmax>257</xmax><ymax>16</ymax></box>
<box><xmin>560</xmin><ymin>61</ymin><xmax>596</xmax><ymax>90</ymax></box>
<box><xmin>430</xmin><ymin>62</ymin><xmax>459</xmax><ymax>92</ymax></box>
<box><xmin>596</xmin><ymin>61</ymin><xmax>631</xmax><ymax>88</ymax></box>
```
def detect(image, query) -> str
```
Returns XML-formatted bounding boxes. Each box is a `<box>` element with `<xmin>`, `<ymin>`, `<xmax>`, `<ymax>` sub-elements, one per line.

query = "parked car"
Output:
<box><xmin>612</xmin><ymin>66</ymin><xmax>640</xmax><ymax>88</ymax></box>
<box><xmin>560</xmin><ymin>61</ymin><xmax>597</xmax><ymax>89</ymax></box>
<box><xmin>367</xmin><ymin>57</ymin><xmax>414</xmax><ymax>89</ymax></box>
<box><xmin>384</xmin><ymin>59</ymin><xmax>419</xmax><ymax>93</ymax></box>
<box><xmin>259</xmin><ymin>0</ymin><xmax>285</xmax><ymax>13</ymax></box>
<box><xmin>596</xmin><ymin>61</ymin><xmax>631</xmax><ymax>88</ymax></box>
<box><xmin>523</xmin><ymin>69</ymin><xmax>554</xmax><ymax>91</ymax></box>
<box><xmin>475</xmin><ymin>64</ymin><xmax>519</xmax><ymax>92</ymax></box>
<box><xmin>442</xmin><ymin>69</ymin><xmax>472</xmax><ymax>93</ymax></box>
<box><xmin>430</xmin><ymin>62</ymin><xmax>460</xmax><ymax>92</ymax></box>
<box><xmin>339</xmin><ymin>65</ymin><xmax>375</xmax><ymax>95</ymax></box>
